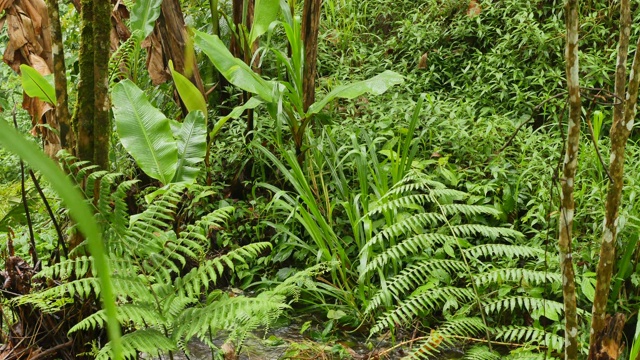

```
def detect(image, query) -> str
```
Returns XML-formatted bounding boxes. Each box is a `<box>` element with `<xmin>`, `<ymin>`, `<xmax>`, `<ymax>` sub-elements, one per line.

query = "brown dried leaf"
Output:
<box><xmin>146</xmin><ymin>32</ymin><xmax>170</xmax><ymax>85</ymax></box>
<box><xmin>0</xmin><ymin>0</ymin><xmax>14</xmax><ymax>12</ymax></box>
<box><xmin>417</xmin><ymin>52</ymin><xmax>428</xmax><ymax>69</ymax></box>
<box><xmin>28</xmin><ymin>53</ymin><xmax>51</xmax><ymax>75</ymax></box>
<box><xmin>467</xmin><ymin>0</ymin><xmax>481</xmax><ymax>17</ymax></box>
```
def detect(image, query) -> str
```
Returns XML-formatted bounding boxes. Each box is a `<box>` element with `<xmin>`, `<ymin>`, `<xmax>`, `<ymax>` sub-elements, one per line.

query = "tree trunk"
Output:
<box><xmin>559</xmin><ymin>1</ymin><xmax>581</xmax><ymax>359</ymax></box>
<box><xmin>46</xmin><ymin>0</ymin><xmax>74</xmax><ymax>150</ymax></box>
<box><xmin>589</xmin><ymin>1</ymin><xmax>640</xmax><ymax>358</ymax></box>
<box><xmin>93</xmin><ymin>0</ymin><xmax>111</xmax><ymax>170</ymax></box>
<box><xmin>75</xmin><ymin>0</ymin><xmax>95</xmax><ymax>162</ymax></box>
<box><xmin>301</xmin><ymin>0</ymin><xmax>322</xmax><ymax>112</ymax></box>
<box><xmin>145</xmin><ymin>0</ymin><xmax>205</xmax><ymax>115</ymax></box>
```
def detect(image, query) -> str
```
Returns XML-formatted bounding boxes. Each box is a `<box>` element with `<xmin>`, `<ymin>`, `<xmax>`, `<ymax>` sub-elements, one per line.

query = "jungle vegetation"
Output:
<box><xmin>0</xmin><ymin>0</ymin><xmax>640</xmax><ymax>359</ymax></box>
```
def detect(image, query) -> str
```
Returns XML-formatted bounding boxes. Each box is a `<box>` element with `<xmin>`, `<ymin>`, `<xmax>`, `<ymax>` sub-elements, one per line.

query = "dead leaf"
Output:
<box><xmin>28</xmin><ymin>53</ymin><xmax>50</xmax><ymax>75</ymax></box>
<box><xmin>418</xmin><ymin>52</ymin><xmax>428</xmax><ymax>69</ymax></box>
<box><xmin>467</xmin><ymin>0</ymin><xmax>481</xmax><ymax>17</ymax></box>
<box><xmin>0</xmin><ymin>0</ymin><xmax>15</xmax><ymax>12</ymax></box>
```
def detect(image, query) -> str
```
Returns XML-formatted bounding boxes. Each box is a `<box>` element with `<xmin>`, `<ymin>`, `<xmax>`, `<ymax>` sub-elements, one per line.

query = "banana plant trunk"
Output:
<box><xmin>588</xmin><ymin>0</ymin><xmax>640</xmax><ymax>358</ymax></box>
<box><xmin>559</xmin><ymin>0</ymin><xmax>581</xmax><ymax>359</ymax></box>
<box><xmin>301</xmin><ymin>0</ymin><xmax>322</xmax><ymax>112</ymax></box>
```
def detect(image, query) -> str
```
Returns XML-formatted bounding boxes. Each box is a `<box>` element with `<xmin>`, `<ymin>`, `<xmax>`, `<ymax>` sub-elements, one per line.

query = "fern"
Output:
<box><xmin>16</xmin><ymin>156</ymin><xmax>320</xmax><ymax>359</ymax></box>
<box><xmin>363</xmin><ymin>171</ymin><xmax>575</xmax><ymax>359</ymax></box>
<box><xmin>493</xmin><ymin>326</ymin><xmax>564</xmax><ymax>353</ymax></box>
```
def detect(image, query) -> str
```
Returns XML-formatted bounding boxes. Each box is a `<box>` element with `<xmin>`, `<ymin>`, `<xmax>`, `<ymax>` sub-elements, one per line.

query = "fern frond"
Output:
<box><xmin>362</xmin><ymin>233</ymin><xmax>458</xmax><ymax>276</ymax></box>
<box><xmin>465</xmin><ymin>244</ymin><xmax>544</xmax><ymax>259</ymax></box>
<box><xmin>370</xmin><ymin>287</ymin><xmax>475</xmax><ymax>335</ymax></box>
<box><xmin>69</xmin><ymin>304</ymin><xmax>167</xmax><ymax>334</ymax></box>
<box><xmin>97</xmin><ymin>328</ymin><xmax>177</xmax><ymax>360</ymax></box>
<box><xmin>364</xmin><ymin>212</ymin><xmax>447</xmax><ymax>249</ymax></box>
<box><xmin>175</xmin><ymin>242</ymin><xmax>271</xmax><ymax>297</ymax></box>
<box><xmin>475</xmin><ymin>268</ymin><xmax>561</xmax><ymax>287</ymax></box>
<box><xmin>461</xmin><ymin>345</ymin><xmax>501</xmax><ymax>360</ymax></box>
<box><xmin>483</xmin><ymin>296</ymin><xmax>564</xmax><ymax>319</ymax></box>
<box><xmin>450</xmin><ymin>224</ymin><xmax>523</xmax><ymax>240</ymax></box>
<box><xmin>365</xmin><ymin>259</ymin><xmax>466</xmax><ymax>314</ymax></box>
<box><xmin>174</xmin><ymin>296</ymin><xmax>289</xmax><ymax>343</ymax></box>
<box><xmin>493</xmin><ymin>326</ymin><xmax>564</xmax><ymax>353</ymax></box>
<box><xmin>439</xmin><ymin>204</ymin><xmax>501</xmax><ymax>217</ymax></box>
<box><xmin>408</xmin><ymin>317</ymin><xmax>487</xmax><ymax>359</ymax></box>
<box><xmin>35</xmin><ymin>256</ymin><xmax>94</xmax><ymax>280</ymax></box>
<box><xmin>109</xmin><ymin>34</ymin><xmax>138</xmax><ymax>84</ymax></box>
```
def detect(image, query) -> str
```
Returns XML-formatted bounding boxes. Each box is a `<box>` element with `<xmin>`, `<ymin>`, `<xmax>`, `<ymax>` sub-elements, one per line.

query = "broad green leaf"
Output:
<box><xmin>210</xmin><ymin>97</ymin><xmax>263</xmax><ymax>139</ymax></box>
<box><xmin>20</xmin><ymin>65</ymin><xmax>55</xmax><ymax>104</ymax></box>
<box><xmin>630</xmin><ymin>315</ymin><xmax>640</xmax><ymax>360</ymax></box>
<box><xmin>307</xmin><ymin>70</ymin><xmax>404</xmax><ymax>115</ymax></box>
<box><xmin>0</xmin><ymin>120</ymin><xmax>122</xmax><ymax>359</ymax></box>
<box><xmin>169</xmin><ymin>60</ymin><xmax>207</xmax><ymax>120</ymax></box>
<box><xmin>130</xmin><ymin>0</ymin><xmax>163</xmax><ymax>40</ymax></box>
<box><xmin>193</xmin><ymin>30</ymin><xmax>276</xmax><ymax>102</ymax></box>
<box><xmin>249</xmin><ymin>0</ymin><xmax>281</xmax><ymax>44</ymax></box>
<box><xmin>581</xmin><ymin>276</ymin><xmax>596</xmax><ymax>303</ymax></box>
<box><xmin>171</xmin><ymin>110</ymin><xmax>207</xmax><ymax>183</ymax></box>
<box><xmin>112</xmin><ymin>80</ymin><xmax>178</xmax><ymax>184</ymax></box>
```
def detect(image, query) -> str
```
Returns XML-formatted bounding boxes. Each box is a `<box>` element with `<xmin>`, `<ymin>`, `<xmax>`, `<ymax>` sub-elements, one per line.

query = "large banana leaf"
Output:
<box><xmin>130</xmin><ymin>0</ymin><xmax>163</xmax><ymax>40</ymax></box>
<box><xmin>169</xmin><ymin>60</ymin><xmax>207</xmax><ymax>120</ymax></box>
<box><xmin>171</xmin><ymin>110</ymin><xmax>207</xmax><ymax>183</ymax></box>
<box><xmin>249</xmin><ymin>0</ymin><xmax>281</xmax><ymax>44</ymax></box>
<box><xmin>306</xmin><ymin>70</ymin><xmax>404</xmax><ymax>116</ymax></box>
<box><xmin>112</xmin><ymin>80</ymin><xmax>178</xmax><ymax>184</ymax></box>
<box><xmin>20</xmin><ymin>64</ymin><xmax>55</xmax><ymax>104</ymax></box>
<box><xmin>193</xmin><ymin>30</ymin><xmax>277</xmax><ymax>102</ymax></box>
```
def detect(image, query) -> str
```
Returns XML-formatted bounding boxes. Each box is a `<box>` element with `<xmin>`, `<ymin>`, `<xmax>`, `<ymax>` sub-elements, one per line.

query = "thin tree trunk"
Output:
<box><xmin>588</xmin><ymin>0</ymin><xmax>640</xmax><ymax>357</ymax></box>
<box><xmin>93</xmin><ymin>0</ymin><xmax>111</xmax><ymax>170</ymax></box>
<box><xmin>75</xmin><ymin>0</ymin><xmax>95</xmax><ymax>162</ymax></box>
<box><xmin>559</xmin><ymin>1</ymin><xmax>581</xmax><ymax>359</ymax></box>
<box><xmin>301</xmin><ymin>0</ymin><xmax>322</xmax><ymax>112</ymax></box>
<box><xmin>230</xmin><ymin>0</ymin><xmax>243</xmax><ymax>59</ymax></box>
<box><xmin>46</xmin><ymin>0</ymin><xmax>74</xmax><ymax>150</ymax></box>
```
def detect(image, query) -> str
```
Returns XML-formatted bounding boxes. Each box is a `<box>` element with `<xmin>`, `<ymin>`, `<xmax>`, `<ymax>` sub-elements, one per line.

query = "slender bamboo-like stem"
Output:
<box><xmin>209</xmin><ymin>0</ymin><xmax>219</xmax><ymax>36</ymax></box>
<box><xmin>589</xmin><ymin>1</ymin><xmax>640</xmax><ymax>357</ymax></box>
<box><xmin>46</xmin><ymin>0</ymin><xmax>74</xmax><ymax>150</ymax></box>
<box><xmin>13</xmin><ymin>107</ymin><xmax>38</xmax><ymax>267</ymax></box>
<box><xmin>559</xmin><ymin>1</ymin><xmax>581</xmax><ymax>359</ymax></box>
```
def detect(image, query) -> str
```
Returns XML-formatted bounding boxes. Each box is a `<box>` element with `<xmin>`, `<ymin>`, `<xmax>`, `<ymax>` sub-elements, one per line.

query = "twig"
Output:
<box><xmin>28</xmin><ymin>170</ymin><xmax>68</xmax><ymax>258</ymax></box>
<box><xmin>497</xmin><ymin>91</ymin><xmax>567</xmax><ymax>154</ymax></box>
<box><xmin>12</xmin><ymin>105</ymin><xmax>38</xmax><ymax>267</ymax></box>
<box><xmin>29</xmin><ymin>340</ymin><xmax>73</xmax><ymax>360</ymax></box>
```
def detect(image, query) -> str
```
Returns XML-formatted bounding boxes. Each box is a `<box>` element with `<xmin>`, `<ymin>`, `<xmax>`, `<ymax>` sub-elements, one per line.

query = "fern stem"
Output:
<box><xmin>435</xmin><ymin>197</ymin><xmax>493</xmax><ymax>352</ymax></box>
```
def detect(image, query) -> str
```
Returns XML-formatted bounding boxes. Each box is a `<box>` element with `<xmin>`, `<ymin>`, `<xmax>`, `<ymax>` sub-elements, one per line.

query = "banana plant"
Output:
<box><xmin>193</xmin><ymin>1</ymin><xmax>403</xmax><ymax>161</ymax></box>
<box><xmin>111</xmin><ymin>80</ymin><xmax>206</xmax><ymax>185</ymax></box>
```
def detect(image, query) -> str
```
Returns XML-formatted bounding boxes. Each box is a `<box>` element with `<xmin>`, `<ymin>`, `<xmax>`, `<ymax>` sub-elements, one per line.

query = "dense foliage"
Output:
<box><xmin>1</xmin><ymin>0</ymin><xmax>640</xmax><ymax>359</ymax></box>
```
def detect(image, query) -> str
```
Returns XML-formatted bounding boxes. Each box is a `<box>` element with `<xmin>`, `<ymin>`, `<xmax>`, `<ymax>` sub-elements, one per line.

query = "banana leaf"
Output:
<box><xmin>20</xmin><ymin>64</ymin><xmax>55</xmax><ymax>104</ymax></box>
<box><xmin>169</xmin><ymin>60</ymin><xmax>207</xmax><ymax>120</ymax></box>
<box><xmin>130</xmin><ymin>0</ymin><xmax>163</xmax><ymax>40</ymax></box>
<box><xmin>249</xmin><ymin>0</ymin><xmax>281</xmax><ymax>44</ymax></box>
<box><xmin>112</xmin><ymin>80</ymin><xmax>178</xmax><ymax>184</ymax></box>
<box><xmin>193</xmin><ymin>30</ymin><xmax>277</xmax><ymax>102</ymax></box>
<box><xmin>171</xmin><ymin>111</ymin><xmax>207</xmax><ymax>183</ymax></box>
